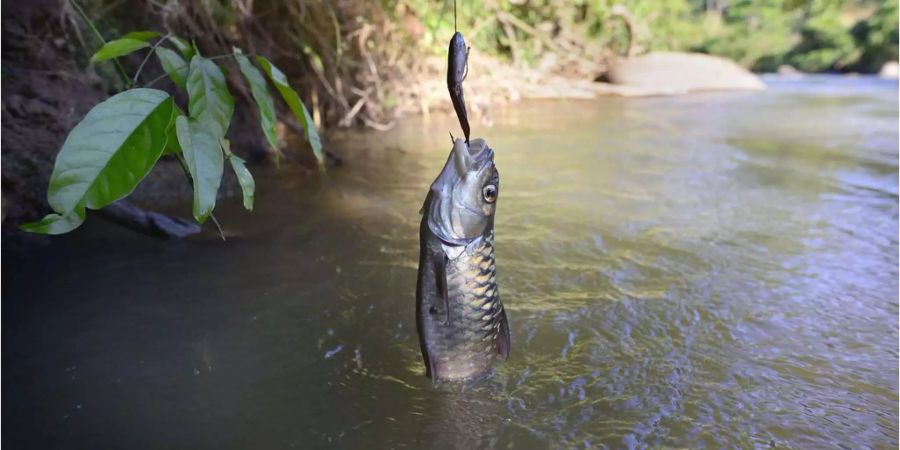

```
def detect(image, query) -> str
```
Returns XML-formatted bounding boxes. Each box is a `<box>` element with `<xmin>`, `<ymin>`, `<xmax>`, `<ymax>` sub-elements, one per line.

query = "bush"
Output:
<box><xmin>849</xmin><ymin>0</ymin><xmax>900</xmax><ymax>72</ymax></box>
<box><xmin>784</xmin><ymin>7</ymin><xmax>857</xmax><ymax>72</ymax></box>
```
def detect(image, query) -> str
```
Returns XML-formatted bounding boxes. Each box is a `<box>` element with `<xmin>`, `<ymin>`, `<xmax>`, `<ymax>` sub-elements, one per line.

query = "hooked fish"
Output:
<box><xmin>416</xmin><ymin>138</ymin><xmax>510</xmax><ymax>381</ymax></box>
<box><xmin>447</xmin><ymin>32</ymin><xmax>470</xmax><ymax>143</ymax></box>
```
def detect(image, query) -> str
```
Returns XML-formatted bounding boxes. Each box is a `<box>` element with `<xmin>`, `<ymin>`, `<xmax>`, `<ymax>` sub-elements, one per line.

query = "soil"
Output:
<box><xmin>2</xmin><ymin>1</ymin><xmax>107</xmax><ymax>228</ymax></box>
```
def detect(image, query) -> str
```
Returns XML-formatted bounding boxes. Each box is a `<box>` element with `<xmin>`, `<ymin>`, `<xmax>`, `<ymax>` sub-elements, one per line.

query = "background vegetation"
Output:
<box><xmin>2</xmin><ymin>0</ymin><xmax>896</xmax><ymax>237</ymax></box>
<box><xmin>403</xmin><ymin>0</ymin><xmax>897</xmax><ymax>72</ymax></box>
<box><xmin>9</xmin><ymin>0</ymin><xmax>895</xmax><ymax>135</ymax></box>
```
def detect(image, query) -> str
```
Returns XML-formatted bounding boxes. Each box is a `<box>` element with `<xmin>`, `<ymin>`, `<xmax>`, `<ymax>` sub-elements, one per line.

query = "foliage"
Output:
<box><xmin>23</xmin><ymin>25</ymin><xmax>323</xmax><ymax>235</ymax></box>
<box><xmin>698</xmin><ymin>0</ymin><xmax>797</xmax><ymax>70</ymax></box>
<box><xmin>788</xmin><ymin>7</ymin><xmax>858</xmax><ymax>72</ymax></box>
<box><xmin>223</xmin><ymin>140</ymin><xmax>255</xmax><ymax>211</ymax></box>
<box><xmin>401</xmin><ymin>0</ymin><xmax>895</xmax><ymax>73</ymax></box>
<box><xmin>849</xmin><ymin>0</ymin><xmax>900</xmax><ymax>72</ymax></box>
<box><xmin>175</xmin><ymin>115</ymin><xmax>224</xmax><ymax>224</ymax></box>
<box><xmin>154</xmin><ymin>47</ymin><xmax>188</xmax><ymax>89</ymax></box>
<box><xmin>234</xmin><ymin>51</ymin><xmax>280</xmax><ymax>165</ymax></box>
<box><xmin>90</xmin><ymin>38</ymin><xmax>150</xmax><ymax>63</ymax></box>
<box><xmin>256</xmin><ymin>56</ymin><xmax>324</xmax><ymax>164</ymax></box>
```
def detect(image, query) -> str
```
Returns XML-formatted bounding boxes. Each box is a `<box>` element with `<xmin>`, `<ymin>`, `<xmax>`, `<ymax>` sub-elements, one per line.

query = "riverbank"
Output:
<box><xmin>0</xmin><ymin>40</ymin><xmax>886</xmax><ymax>242</ymax></box>
<box><xmin>2</xmin><ymin>0</ymin><xmax>896</xmax><ymax>240</ymax></box>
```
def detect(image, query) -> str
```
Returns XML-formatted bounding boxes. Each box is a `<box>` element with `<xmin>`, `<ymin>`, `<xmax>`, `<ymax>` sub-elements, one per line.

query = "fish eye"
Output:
<box><xmin>482</xmin><ymin>184</ymin><xmax>497</xmax><ymax>203</ymax></box>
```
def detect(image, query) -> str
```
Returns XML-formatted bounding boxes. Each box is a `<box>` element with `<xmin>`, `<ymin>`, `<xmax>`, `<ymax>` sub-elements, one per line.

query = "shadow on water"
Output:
<box><xmin>3</xmin><ymin>75</ymin><xmax>898</xmax><ymax>449</ymax></box>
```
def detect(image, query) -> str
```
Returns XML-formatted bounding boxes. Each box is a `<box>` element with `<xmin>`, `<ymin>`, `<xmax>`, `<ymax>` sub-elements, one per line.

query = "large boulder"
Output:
<box><xmin>879</xmin><ymin>61</ymin><xmax>899</xmax><ymax>79</ymax></box>
<box><xmin>777</xmin><ymin>64</ymin><xmax>802</xmax><ymax>77</ymax></box>
<box><xmin>605</xmin><ymin>51</ymin><xmax>765</xmax><ymax>95</ymax></box>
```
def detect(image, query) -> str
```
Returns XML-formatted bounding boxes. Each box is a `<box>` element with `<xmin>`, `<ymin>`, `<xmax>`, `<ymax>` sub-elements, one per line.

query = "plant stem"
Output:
<box><xmin>132</xmin><ymin>33</ymin><xmax>172</xmax><ymax>87</ymax></box>
<box><xmin>143</xmin><ymin>53</ymin><xmax>238</xmax><ymax>88</ymax></box>
<box><xmin>68</xmin><ymin>0</ymin><xmax>130</xmax><ymax>85</ymax></box>
<box><xmin>208</xmin><ymin>214</ymin><xmax>226</xmax><ymax>242</ymax></box>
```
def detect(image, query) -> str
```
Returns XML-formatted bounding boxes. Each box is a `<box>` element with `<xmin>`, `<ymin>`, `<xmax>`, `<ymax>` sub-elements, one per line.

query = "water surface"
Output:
<box><xmin>4</xmin><ymin>75</ymin><xmax>898</xmax><ymax>449</ymax></box>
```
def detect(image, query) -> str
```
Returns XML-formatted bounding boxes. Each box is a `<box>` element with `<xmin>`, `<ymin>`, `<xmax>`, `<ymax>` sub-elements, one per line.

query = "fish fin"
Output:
<box><xmin>497</xmin><ymin>307</ymin><xmax>511</xmax><ymax>360</ymax></box>
<box><xmin>418</xmin><ymin>256</ymin><xmax>438</xmax><ymax>381</ymax></box>
<box><xmin>435</xmin><ymin>255</ymin><xmax>451</xmax><ymax>326</ymax></box>
<box><xmin>419</xmin><ymin>190</ymin><xmax>433</xmax><ymax>215</ymax></box>
<box><xmin>462</xmin><ymin>46</ymin><xmax>470</xmax><ymax>81</ymax></box>
<box><xmin>424</xmin><ymin>346</ymin><xmax>438</xmax><ymax>382</ymax></box>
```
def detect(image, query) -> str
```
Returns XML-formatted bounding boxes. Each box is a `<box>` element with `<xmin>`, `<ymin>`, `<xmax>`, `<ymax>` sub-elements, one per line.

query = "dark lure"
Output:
<box><xmin>447</xmin><ymin>32</ymin><xmax>470</xmax><ymax>143</ymax></box>
<box><xmin>416</xmin><ymin>138</ymin><xmax>510</xmax><ymax>381</ymax></box>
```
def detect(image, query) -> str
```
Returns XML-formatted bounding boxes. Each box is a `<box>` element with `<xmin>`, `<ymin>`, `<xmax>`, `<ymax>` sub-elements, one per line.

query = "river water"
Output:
<box><xmin>4</xmin><ymin>75</ymin><xmax>898</xmax><ymax>449</ymax></box>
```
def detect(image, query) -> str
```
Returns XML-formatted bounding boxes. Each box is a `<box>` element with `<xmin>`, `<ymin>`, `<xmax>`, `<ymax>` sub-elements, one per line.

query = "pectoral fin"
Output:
<box><xmin>497</xmin><ymin>307</ymin><xmax>511</xmax><ymax>360</ymax></box>
<box><xmin>435</xmin><ymin>255</ymin><xmax>451</xmax><ymax>325</ymax></box>
<box><xmin>423</xmin><ymin>344</ymin><xmax>438</xmax><ymax>381</ymax></box>
<box><xmin>462</xmin><ymin>46</ymin><xmax>470</xmax><ymax>81</ymax></box>
<box><xmin>419</xmin><ymin>190</ymin><xmax>433</xmax><ymax>215</ymax></box>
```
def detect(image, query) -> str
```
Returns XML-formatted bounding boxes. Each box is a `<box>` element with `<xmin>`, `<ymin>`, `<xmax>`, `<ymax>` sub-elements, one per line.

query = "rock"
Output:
<box><xmin>98</xmin><ymin>200</ymin><xmax>202</xmax><ymax>238</ymax></box>
<box><xmin>879</xmin><ymin>61</ymin><xmax>899</xmax><ymax>79</ymax></box>
<box><xmin>605</xmin><ymin>51</ymin><xmax>765</xmax><ymax>95</ymax></box>
<box><xmin>777</xmin><ymin>64</ymin><xmax>802</xmax><ymax>77</ymax></box>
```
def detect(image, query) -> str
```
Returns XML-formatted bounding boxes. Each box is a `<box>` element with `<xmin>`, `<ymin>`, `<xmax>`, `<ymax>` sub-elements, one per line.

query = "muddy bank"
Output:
<box><xmin>2</xmin><ymin>2</ymin><xmax>107</xmax><ymax>230</ymax></box>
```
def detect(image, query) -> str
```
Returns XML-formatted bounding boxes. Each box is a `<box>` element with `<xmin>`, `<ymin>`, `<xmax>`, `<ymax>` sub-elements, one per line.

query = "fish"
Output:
<box><xmin>416</xmin><ymin>137</ymin><xmax>510</xmax><ymax>381</ymax></box>
<box><xmin>447</xmin><ymin>32</ymin><xmax>470</xmax><ymax>144</ymax></box>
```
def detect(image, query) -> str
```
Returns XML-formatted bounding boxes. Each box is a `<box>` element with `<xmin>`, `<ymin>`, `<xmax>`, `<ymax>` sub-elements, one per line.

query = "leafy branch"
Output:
<box><xmin>22</xmin><ymin>25</ymin><xmax>324</xmax><ymax>236</ymax></box>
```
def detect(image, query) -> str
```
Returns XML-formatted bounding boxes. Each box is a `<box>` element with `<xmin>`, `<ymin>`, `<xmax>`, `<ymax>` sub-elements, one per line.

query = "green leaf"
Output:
<box><xmin>176</xmin><ymin>116</ymin><xmax>224</xmax><ymax>223</ymax></box>
<box><xmin>48</xmin><ymin>88</ymin><xmax>175</xmax><ymax>214</ymax></box>
<box><xmin>20</xmin><ymin>206</ymin><xmax>86</xmax><ymax>235</ymax></box>
<box><xmin>155</xmin><ymin>47</ymin><xmax>188</xmax><ymax>90</ymax></box>
<box><xmin>187</xmin><ymin>55</ymin><xmax>234</xmax><ymax>140</ymax></box>
<box><xmin>255</xmin><ymin>56</ymin><xmax>324</xmax><ymax>165</ymax></box>
<box><xmin>223</xmin><ymin>141</ymin><xmax>255</xmax><ymax>211</ymax></box>
<box><xmin>90</xmin><ymin>38</ymin><xmax>150</xmax><ymax>63</ymax></box>
<box><xmin>234</xmin><ymin>50</ymin><xmax>280</xmax><ymax>165</ymax></box>
<box><xmin>163</xmin><ymin>106</ymin><xmax>186</xmax><ymax>155</ymax></box>
<box><xmin>122</xmin><ymin>31</ymin><xmax>161</xmax><ymax>41</ymax></box>
<box><xmin>163</xmin><ymin>113</ymin><xmax>183</xmax><ymax>155</ymax></box>
<box><xmin>168</xmin><ymin>36</ymin><xmax>195</xmax><ymax>59</ymax></box>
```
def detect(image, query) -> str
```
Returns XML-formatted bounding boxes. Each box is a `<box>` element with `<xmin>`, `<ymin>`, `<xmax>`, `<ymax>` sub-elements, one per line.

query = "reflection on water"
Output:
<box><xmin>4</xmin><ymin>75</ymin><xmax>898</xmax><ymax>448</ymax></box>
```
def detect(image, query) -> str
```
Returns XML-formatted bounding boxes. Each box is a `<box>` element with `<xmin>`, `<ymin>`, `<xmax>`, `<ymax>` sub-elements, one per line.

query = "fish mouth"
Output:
<box><xmin>453</xmin><ymin>138</ymin><xmax>494</xmax><ymax>176</ymax></box>
<box><xmin>467</xmin><ymin>139</ymin><xmax>494</xmax><ymax>167</ymax></box>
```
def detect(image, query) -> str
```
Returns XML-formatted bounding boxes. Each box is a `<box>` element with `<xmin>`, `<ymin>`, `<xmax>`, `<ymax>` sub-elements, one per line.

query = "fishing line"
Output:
<box><xmin>454</xmin><ymin>0</ymin><xmax>457</xmax><ymax>33</ymax></box>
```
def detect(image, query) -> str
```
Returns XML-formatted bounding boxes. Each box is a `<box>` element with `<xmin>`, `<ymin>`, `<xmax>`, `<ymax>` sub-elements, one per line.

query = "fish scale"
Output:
<box><xmin>417</xmin><ymin>221</ymin><xmax>510</xmax><ymax>380</ymax></box>
<box><xmin>431</xmin><ymin>234</ymin><xmax>504</xmax><ymax>375</ymax></box>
